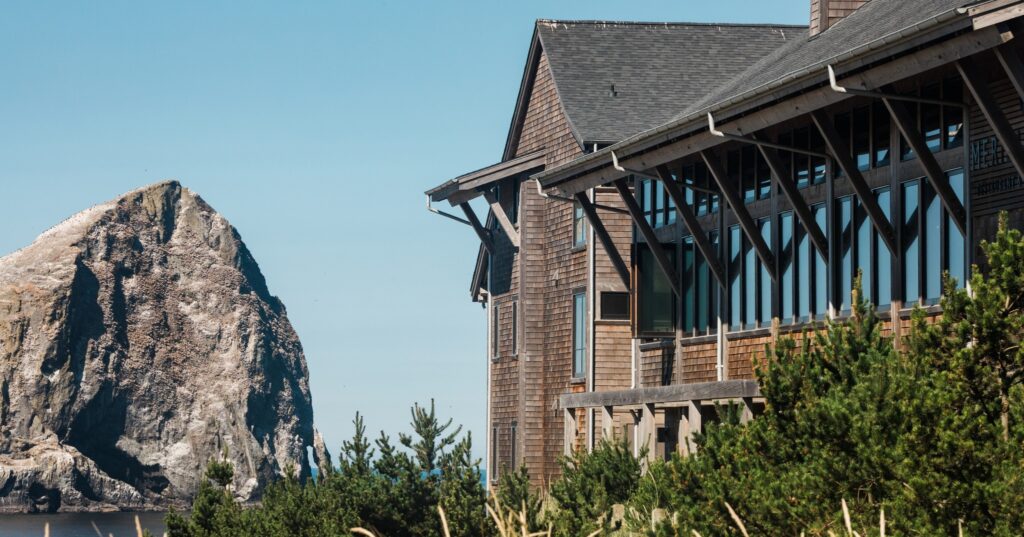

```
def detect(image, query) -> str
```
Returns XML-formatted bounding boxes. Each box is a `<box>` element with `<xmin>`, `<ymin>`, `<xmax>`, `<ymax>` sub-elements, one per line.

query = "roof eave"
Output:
<box><xmin>536</xmin><ymin>7</ymin><xmax>973</xmax><ymax>190</ymax></box>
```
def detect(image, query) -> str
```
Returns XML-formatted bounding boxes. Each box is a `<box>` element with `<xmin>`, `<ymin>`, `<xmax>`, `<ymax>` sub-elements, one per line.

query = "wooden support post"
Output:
<box><xmin>683</xmin><ymin>400</ymin><xmax>703</xmax><ymax>456</ymax></box>
<box><xmin>740</xmin><ymin>397</ymin><xmax>756</xmax><ymax>424</ymax></box>
<box><xmin>482</xmin><ymin>190</ymin><xmax>520</xmax><ymax>249</ymax></box>
<box><xmin>958</xmin><ymin>58</ymin><xmax>1024</xmax><ymax>181</ymax></box>
<box><xmin>459</xmin><ymin>202</ymin><xmax>495</xmax><ymax>255</ymax></box>
<box><xmin>576</xmin><ymin>191</ymin><xmax>631</xmax><ymax>290</ymax></box>
<box><xmin>640</xmin><ymin>402</ymin><xmax>657</xmax><ymax>462</ymax></box>
<box><xmin>564</xmin><ymin>408</ymin><xmax>577</xmax><ymax>456</ymax></box>
<box><xmin>613</xmin><ymin>178</ymin><xmax>681</xmax><ymax>297</ymax></box>
<box><xmin>601</xmin><ymin>405</ymin><xmax>615</xmax><ymax>442</ymax></box>
<box><xmin>811</xmin><ymin>110</ymin><xmax>898</xmax><ymax>254</ymax></box>
<box><xmin>656</xmin><ymin>165</ymin><xmax>726</xmax><ymax>287</ymax></box>
<box><xmin>755</xmin><ymin>141</ymin><xmax>830</xmax><ymax>261</ymax></box>
<box><xmin>882</xmin><ymin>96</ymin><xmax>967</xmax><ymax>235</ymax></box>
<box><xmin>995</xmin><ymin>42</ymin><xmax>1024</xmax><ymax>101</ymax></box>
<box><xmin>700</xmin><ymin>149</ymin><xmax>776</xmax><ymax>280</ymax></box>
<box><xmin>674</xmin><ymin>408</ymin><xmax>688</xmax><ymax>456</ymax></box>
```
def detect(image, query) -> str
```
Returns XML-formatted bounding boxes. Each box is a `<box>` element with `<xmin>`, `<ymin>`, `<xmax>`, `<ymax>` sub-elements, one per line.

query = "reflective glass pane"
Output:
<box><xmin>838</xmin><ymin>196</ymin><xmax>854</xmax><ymax>312</ymax></box>
<box><xmin>757</xmin><ymin>151</ymin><xmax>772</xmax><ymax>199</ymax></box>
<box><xmin>709</xmin><ymin>232</ymin><xmax>720</xmax><ymax>334</ymax></box>
<box><xmin>873</xmin><ymin>103</ymin><xmax>891</xmax><ymax>167</ymax></box>
<box><xmin>573</xmin><ymin>292</ymin><xmax>585</xmax><ymax>377</ymax></box>
<box><xmin>875</xmin><ymin>188</ymin><xmax>892</xmax><ymax>307</ymax></box>
<box><xmin>744</xmin><ymin>233</ymin><xmax>757</xmax><ymax>327</ymax></box>
<box><xmin>794</xmin><ymin>128</ymin><xmax>810</xmax><ymax>189</ymax></box>
<box><xmin>729</xmin><ymin>226</ymin><xmax>742</xmax><ymax>329</ymax></box>
<box><xmin>814</xmin><ymin>204</ymin><xmax>828</xmax><ymax>317</ymax></box>
<box><xmin>903</xmin><ymin>181</ymin><xmax>920</xmax><ymax>303</ymax></box>
<box><xmin>797</xmin><ymin>216</ymin><xmax>811</xmax><ymax>321</ymax></box>
<box><xmin>741</xmin><ymin>147</ymin><xmax>756</xmax><ymax>203</ymax></box>
<box><xmin>947</xmin><ymin>169</ymin><xmax>965</xmax><ymax>288</ymax></box>
<box><xmin>759</xmin><ymin>219</ymin><xmax>772</xmax><ymax>323</ymax></box>
<box><xmin>639</xmin><ymin>246</ymin><xmax>675</xmax><ymax>333</ymax></box>
<box><xmin>696</xmin><ymin>237</ymin><xmax>709</xmax><ymax>332</ymax></box>
<box><xmin>856</xmin><ymin>198</ymin><xmax>872</xmax><ymax>305</ymax></box>
<box><xmin>853</xmin><ymin>106</ymin><xmax>870</xmax><ymax>171</ymax></box>
<box><xmin>682</xmin><ymin>238</ymin><xmax>695</xmax><ymax>333</ymax></box>
<box><xmin>944</xmin><ymin>79</ymin><xmax>964</xmax><ymax>149</ymax></box>
<box><xmin>780</xmin><ymin>212</ymin><xmax>794</xmax><ymax>322</ymax></box>
<box><xmin>924</xmin><ymin>182</ymin><xmax>942</xmax><ymax>302</ymax></box>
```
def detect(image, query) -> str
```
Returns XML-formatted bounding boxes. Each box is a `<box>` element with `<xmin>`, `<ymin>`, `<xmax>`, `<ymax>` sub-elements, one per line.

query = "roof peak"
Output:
<box><xmin>536</xmin><ymin>19</ymin><xmax>807</xmax><ymax>29</ymax></box>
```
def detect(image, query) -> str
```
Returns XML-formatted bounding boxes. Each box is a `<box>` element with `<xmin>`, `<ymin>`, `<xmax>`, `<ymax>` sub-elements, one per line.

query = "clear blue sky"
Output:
<box><xmin>0</xmin><ymin>1</ymin><xmax>806</xmax><ymax>461</ymax></box>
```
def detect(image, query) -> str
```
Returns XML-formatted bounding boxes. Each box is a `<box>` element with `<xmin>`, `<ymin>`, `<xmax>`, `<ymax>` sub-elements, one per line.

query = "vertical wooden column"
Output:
<box><xmin>640</xmin><ymin>403</ymin><xmax>657</xmax><ymax>463</ymax></box>
<box><xmin>663</xmin><ymin>407</ymin><xmax>681</xmax><ymax>458</ymax></box>
<box><xmin>740</xmin><ymin>397</ymin><xmax>756</xmax><ymax>424</ymax></box>
<box><xmin>683</xmin><ymin>400</ymin><xmax>703</xmax><ymax>455</ymax></box>
<box><xmin>601</xmin><ymin>405</ymin><xmax>615</xmax><ymax>442</ymax></box>
<box><xmin>563</xmin><ymin>408</ymin><xmax>577</xmax><ymax>456</ymax></box>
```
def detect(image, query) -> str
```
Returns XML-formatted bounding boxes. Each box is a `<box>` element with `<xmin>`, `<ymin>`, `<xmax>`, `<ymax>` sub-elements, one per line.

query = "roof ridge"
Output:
<box><xmin>536</xmin><ymin>19</ymin><xmax>807</xmax><ymax>29</ymax></box>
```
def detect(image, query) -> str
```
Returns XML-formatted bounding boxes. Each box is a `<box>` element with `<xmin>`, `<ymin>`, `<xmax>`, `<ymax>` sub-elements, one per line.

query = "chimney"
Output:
<box><xmin>810</xmin><ymin>0</ymin><xmax>870</xmax><ymax>36</ymax></box>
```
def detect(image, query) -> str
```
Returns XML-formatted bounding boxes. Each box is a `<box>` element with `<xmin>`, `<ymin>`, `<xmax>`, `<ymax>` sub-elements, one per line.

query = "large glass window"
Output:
<box><xmin>947</xmin><ymin>169</ymin><xmax>966</xmax><ymax>288</ymax></box>
<box><xmin>796</xmin><ymin>214</ymin><xmax>811</xmax><ymax>321</ymax></box>
<box><xmin>853</xmin><ymin>106</ymin><xmax>871</xmax><ymax>171</ymax></box>
<box><xmin>572</xmin><ymin>292</ymin><xmax>586</xmax><ymax>378</ymax></box>
<box><xmin>837</xmin><ymin>196</ymin><xmax>854</xmax><ymax>312</ymax></box>
<box><xmin>573</xmin><ymin>202</ymin><xmax>587</xmax><ymax>247</ymax></box>
<box><xmin>814</xmin><ymin>204</ymin><xmax>828</xmax><ymax>318</ymax></box>
<box><xmin>637</xmin><ymin>245</ymin><xmax>676</xmax><ymax>335</ymax></box>
<box><xmin>902</xmin><ymin>180</ymin><xmax>920</xmax><ymax>303</ymax></box>
<box><xmin>729</xmin><ymin>226</ymin><xmax>742</xmax><ymax>328</ymax></box>
<box><xmin>901</xmin><ymin>169</ymin><xmax>966</xmax><ymax>304</ymax></box>
<box><xmin>779</xmin><ymin>212</ymin><xmax>795</xmax><ymax>322</ymax></box>
<box><xmin>681</xmin><ymin>237</ymin><xmax>696</xmax><ymax>333</ymax></box>
<box><xmin>875</xmin><ymin>188</ymin><xmax>892</xmax><ymax>308</ymax></box>
<box><xmin>509</xmin><ymin>422</ymin><xmax>517</xmax><ymax>468</ymax></box>
<box><xmin>744</xmin><ymin>226</ymin><xmax>758</xmax><ymax>327</ymax></box>
<box><xmin>492</xmin><ymin>303</ymin><xmax>500</xmax><ymax>359</ymax></box>
<box><xmin>873</xmin><ymin>102</ymin><xmax>891</xmax><ymax>167</ymax></box>
<box><xmin>759</xmin><ymin>218</ymin><xmax>773</xmax><ymax>323</ymax></box>
<box><xmin>681</xmin><ymin>233</ymin><xmax>718</xmax><ymax>335</ymax></box>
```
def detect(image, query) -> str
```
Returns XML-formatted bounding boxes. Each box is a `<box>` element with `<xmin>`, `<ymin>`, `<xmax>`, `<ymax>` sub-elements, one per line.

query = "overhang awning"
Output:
<box><xmin>426</xmin><ymin>151</ymin><xmax>546</xmax><ymax>205</ymax></box>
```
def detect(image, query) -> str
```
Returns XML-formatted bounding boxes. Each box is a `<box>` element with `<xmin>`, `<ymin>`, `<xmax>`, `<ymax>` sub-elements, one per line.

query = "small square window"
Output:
<box><xmin>600</xmin><ymin>292</ymin><xmax>630</xmax><ymax>320</ymax></box>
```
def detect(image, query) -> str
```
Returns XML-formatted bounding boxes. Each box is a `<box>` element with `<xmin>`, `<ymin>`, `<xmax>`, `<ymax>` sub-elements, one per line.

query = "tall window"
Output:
<box><xmin>573</xmin><ymin>202</ymin><xmax>586</xmax><ymax>247</ymax></box>
<box><xmin>813</xmin><ymin>204</ymin><xmax>828</xmax><ymax>318</ymax></box>
<box><xmin>492</xmin><ymin>303</ymin><xmax>499</xmax><ymax>360</ymax></box>
<box><xmin>510</xmin><ymin>301</ymin><xmax>518</xmax><ymax>356</ymax></box>
<box><xmin>638</xmin><ymin>178</ymin><xmax>677</xmax><ymax>228</ymax></box>
<box><xmin>901</xmin><ymin>169</ymin><xmax>965</xmax><ymax>304</ymax></box>
<box><xmin>572</xmin><ymin>292</ymin><xmax>586</xmax><ymax>378</ymax></box>
<box><xmin>779</xmin><ymin>211</ymin><xmax>795</xmax><ymax>322</ymax></box>
<box><xmin>898</xmin><ymin>79</ymin><xmax>965</xmax><ymax>161</ymax></box>
<box><xmin>728</xmin><ymin>222</ymin><xmax>778</xmax><ymax>331</ymax></box>
<box><xmin>680</xmin><ymin>233</ymin><xmax>718</xmax><ymax>335</ymax></box>
<box><xmin>490</xmin><ymin>426</ymin><xmax>498</xmax><ymax>480</ymax></box>
<box><xmin>836</xmin><ymin>189</ymin><xmax>893</xmax><ymax>311</ymax></box>
<box><xmin>637</xmin><ymin>245</ymin><xmax>676</xmax><ymax>335</ymax></box>
<box><xmin>509</xmin><ymin>421</ymin><xmax>517</xmax><ymax>469</ymax></box>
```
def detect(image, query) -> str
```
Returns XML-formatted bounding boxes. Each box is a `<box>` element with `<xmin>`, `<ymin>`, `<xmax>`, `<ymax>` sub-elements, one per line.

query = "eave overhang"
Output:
<box><xmin>426</xmin><ymin>151</ymin><xmax>546</xmax><ymax>206</ymax></box>
<box><xmin>534</xmin><ymin>5</ymin><xmax>991</xmax><ymax>197</ymax></box>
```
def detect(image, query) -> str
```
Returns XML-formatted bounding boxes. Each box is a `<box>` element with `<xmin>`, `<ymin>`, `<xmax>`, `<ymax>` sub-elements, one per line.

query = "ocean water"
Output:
<box><xmin>0</xmin><ymin>512</ymin><xmax>167</xmax><ymax>537</ymax></box>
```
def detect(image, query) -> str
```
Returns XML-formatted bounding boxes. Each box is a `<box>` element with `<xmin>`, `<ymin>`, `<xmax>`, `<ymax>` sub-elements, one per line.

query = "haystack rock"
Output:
<box><xmin>0</xmin><ymin>181</ymin><xmax>330</xmax><ymax>512</ymax></box>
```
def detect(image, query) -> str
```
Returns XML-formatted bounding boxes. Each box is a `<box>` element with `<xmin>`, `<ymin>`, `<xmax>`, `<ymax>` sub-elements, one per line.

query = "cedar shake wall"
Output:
<box><xmin>508</xmin><ymin>50</ymin><xmax>585</xmax><ymax>485</ymax></box>
<box><xmin>593</xmin><ymin>187</ymin><xmax>633</xmax><ymax>394</ymax></box>
<box><xmin>967</xmin><ymin>50</ymin><xmax>1024</xmax><ymax>256</ymax></box>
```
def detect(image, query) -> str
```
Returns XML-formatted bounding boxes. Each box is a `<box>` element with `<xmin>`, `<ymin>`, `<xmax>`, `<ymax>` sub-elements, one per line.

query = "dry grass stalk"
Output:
<box><xmin>91</xmin><ymin>521</ymin><xmax>104</xmax><ymax>537</ymax></box>
<box><xmin>438</xmin><ymin>505</ymin><xmax>451</xmax><ymax>537</ymax></box>
<box><xmin>44</xmin><ymin>522</ymin><xmax>49</xmax><ymax>537</ymax></box>
<box><xmin>135</xmin><ymin>515</ymin><xmax>144</xmax><ymax>537</ymax></box>
<box><xmin>724</xmin><ymin>502</ymin><xmax>749</xmax><ymax>537</ymax></box>
<box><xmin>691</xmin><ymin>530</ymin><xmax>703</xmax><ymax>537</ymax></box>
<box><xmin>879</xmin><ymin>508</ymin><xmax>885</xmax><ymax>537</ymax></box>
<box><xmin>583</xmin><ymin>529</ymin><xmax>602</xmax><ymax>537</ymax></box>
<box><xmin>350</xmin><ymin>527</ymin><xmax>377</xmax><ymax>537</ymax></box>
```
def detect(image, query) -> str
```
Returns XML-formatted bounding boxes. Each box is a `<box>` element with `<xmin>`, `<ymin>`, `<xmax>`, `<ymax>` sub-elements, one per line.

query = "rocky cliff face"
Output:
<box><xmin>0</xmin><ymin>181</ymin><xmax>329</xmax><ymax>512</ymax></box>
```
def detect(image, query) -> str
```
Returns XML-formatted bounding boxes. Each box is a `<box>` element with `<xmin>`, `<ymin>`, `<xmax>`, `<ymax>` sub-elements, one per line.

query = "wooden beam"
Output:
<box><xmin>460</xmin><ymin>203</ymin><xmax>494</xmax><ymax>255</ymax></box>
<box><xmin>575</xmin><ymin>192</ymin><xmax>631</xmax><ymax>290</ymax></box>
<box><xmin>563</xmin><ymin>408</ymin><xmax>576</xmax><ymax>455</ymax></box>
<box><xmin>656</xmin><ymin>165</ymin><xmax>726</xmax><ymax>288</ymax></box>
<box><xmin>601</xmin><ymin>405</ymin><xmax>614</xmax><ymax>441</ymax></box>
<box><xmin>640</xmin><ymin>403</ymin><xmax>657</xmax><ymax>462</ymax></box>
<box><xmin>683</xmin><ymin>400</ymin><xmax>703</xmax><ymax>456</ymax></box>
<box><xmin>483</xmin><ymin>190</ymin><xmax>520</xmax><ymax>249</ymax></box>
<box><xmin>700</xmin><ymin>149</ymin><xmax>776</xmax><ymax>280</ymax></box>
<box><xmin>755</xmin><ymin>139</ymin><xmax>830</xmax><ymax>261</ymax></box>
<box><xmin>558</xmin><ymin>379</ymin><xmax>760</xmax><ymax>409</ymax></box>
<box><xmin>544</xmin><ymin>27</ymin><xmax>1011</xmax><ymax>196</ymax></box>
<box><xmin>810</xmin><ymin>110</ymin><xmax>898</xmax><ymax>254</ymax></box>
<box><xmin>613</xmin><ymin>178</ymin><xmax>682</xmax><ymax>297</ymax></box>
<box><xmin>958</xmin><ymin>57</ymin><xmax>1024</xmax><ymax>182</ymax></box>
<box><xmin>882</xmin><ymin>96</ymin><xmax>967</xmax><ymax>235</ymax></box>
<box><xmin>994</xmin><ymin>42</ymin><xmax>1024</xmax><ymax>101</ymax></box>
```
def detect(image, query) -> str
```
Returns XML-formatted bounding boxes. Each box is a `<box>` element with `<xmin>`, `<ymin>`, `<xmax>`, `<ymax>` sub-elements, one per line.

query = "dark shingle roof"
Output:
<box><xmin>536</xmin><ymin>20</ymin><xmax>806</xmax><ymax>144</ymax></box>
<box><xmin>674</xmin><ymin>0</ymin><xmax>976</xmax><ymax>120</ymax></box>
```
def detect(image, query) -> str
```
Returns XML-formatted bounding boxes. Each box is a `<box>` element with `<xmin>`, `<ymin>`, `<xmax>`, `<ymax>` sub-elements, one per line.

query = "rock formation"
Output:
<box><xmin>0</xmin><ymin>181</ymin><xmax>329</xmax><ymax>512</ymax></box>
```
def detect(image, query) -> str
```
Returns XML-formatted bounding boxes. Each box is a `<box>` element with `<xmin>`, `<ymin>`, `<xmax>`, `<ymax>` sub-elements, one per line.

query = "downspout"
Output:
<box><xmin>587</xmin><ymin>187</ymin><xmax>596</xmax><ymax>452</ymax></box>
<box><xmin>481</xmin><ymin>288</ymin><xmax>493</xmax><ymax>490</ymax></box>
<box><xmin>425</xmin><ymin>194</ymin><xmax>473</xmax><ymax>226</ymax></box>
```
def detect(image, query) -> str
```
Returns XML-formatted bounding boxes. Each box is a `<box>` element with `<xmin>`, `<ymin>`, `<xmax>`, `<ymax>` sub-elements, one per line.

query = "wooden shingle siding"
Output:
<box><xmin>507</xmin><ymin>50</ymin><xmax>585</xmax><ymax>485</ymax></box>
<box><xmin>810</xmin><ymin>0</ymin><xmax>869</xmax><ymax>36</ymax></box>
<box><xmin>679</xmin><ymin>340</ymin><xmax>718</xmax><ymax>384</ymax></box>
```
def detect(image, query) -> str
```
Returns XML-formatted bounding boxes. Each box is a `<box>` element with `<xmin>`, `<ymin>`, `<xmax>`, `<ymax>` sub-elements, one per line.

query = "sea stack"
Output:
<box><xmin>0</xmin><ymin>181</ymin><xmax>329</xmax><ymax>512</ymax></box>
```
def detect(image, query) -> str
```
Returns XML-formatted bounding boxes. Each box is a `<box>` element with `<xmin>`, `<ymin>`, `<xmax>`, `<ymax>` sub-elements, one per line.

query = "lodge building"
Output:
<box><xmin>426</xmin><ymin>0</ymin><xmax>1024</xmax><ymax>487</ymax></box>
